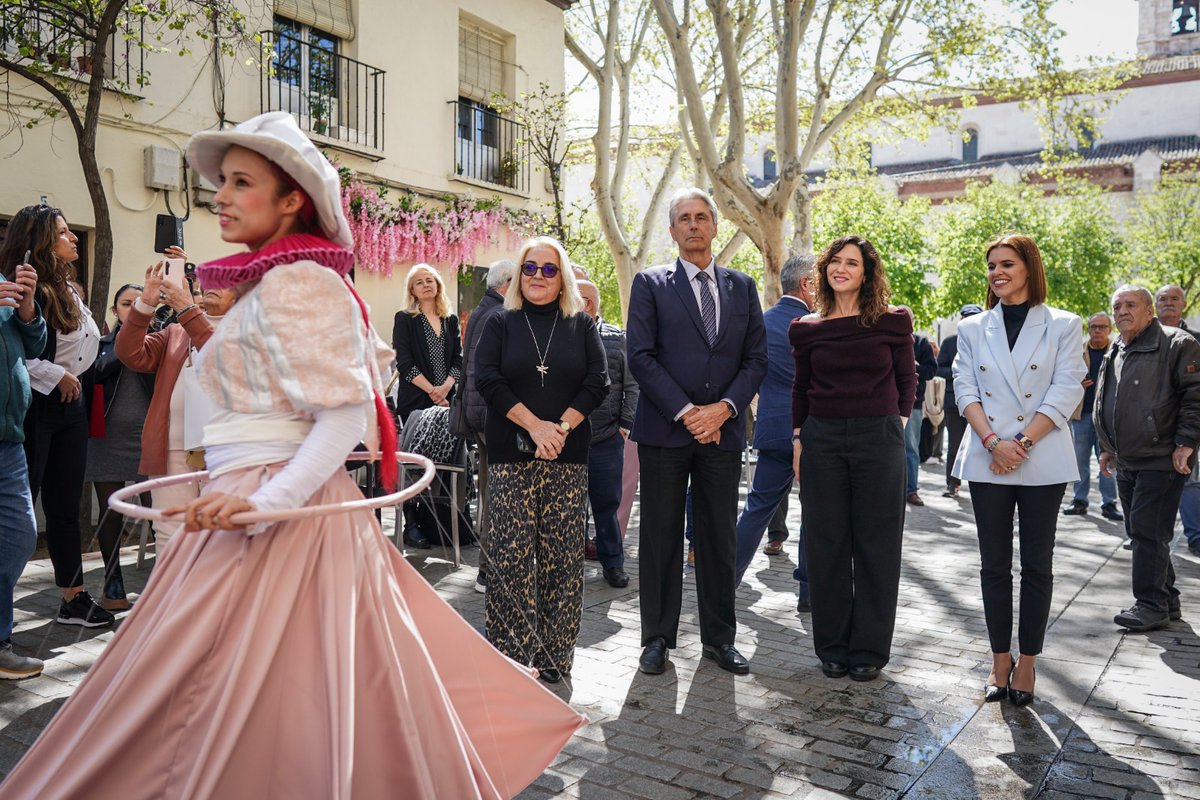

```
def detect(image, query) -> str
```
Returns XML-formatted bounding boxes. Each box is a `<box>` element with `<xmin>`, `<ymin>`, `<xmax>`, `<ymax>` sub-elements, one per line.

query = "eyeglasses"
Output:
<box><xmin>1088</xmin><ymin>324</ymin><xmax>1111</xmax><ymax>330</ymax></box>
<box><xmin>521</xmin><ymin>262</ymin><xmax>560</xmax><ymax>278</ymax></box>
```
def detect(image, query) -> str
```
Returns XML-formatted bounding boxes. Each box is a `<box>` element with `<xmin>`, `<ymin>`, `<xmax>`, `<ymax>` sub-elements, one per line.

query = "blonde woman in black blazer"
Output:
<box><xmin>391</xmin><ymin>263</ymin><xmax>463</xmax><ymax>548</ymax></box>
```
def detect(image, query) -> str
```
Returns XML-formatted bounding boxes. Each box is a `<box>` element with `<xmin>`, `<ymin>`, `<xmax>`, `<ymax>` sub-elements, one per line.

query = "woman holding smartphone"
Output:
<box><xmin>0</xmin><ymin>205</ymin><xmax>111</xmax><ymax>629</ymax></box>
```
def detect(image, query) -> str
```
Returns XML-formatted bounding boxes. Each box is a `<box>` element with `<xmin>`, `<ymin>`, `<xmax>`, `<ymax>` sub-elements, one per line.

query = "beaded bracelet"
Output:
<box><xmin>982</xmin><ymin>433</ymin><xmax>1001</xmax><ymax>452</ymax></box>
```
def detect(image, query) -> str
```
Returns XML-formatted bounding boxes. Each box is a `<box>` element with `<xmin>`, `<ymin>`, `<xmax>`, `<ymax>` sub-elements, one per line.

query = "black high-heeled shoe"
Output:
<box><xmin>984</xmin><ymin>658</ymin><xmax>1011</xmax><ymax>702</ymax></box>
<box><xmin>1009</xmin><ymin>662</ymin><xmax>1035</xmax><ymax>707</ymax></box>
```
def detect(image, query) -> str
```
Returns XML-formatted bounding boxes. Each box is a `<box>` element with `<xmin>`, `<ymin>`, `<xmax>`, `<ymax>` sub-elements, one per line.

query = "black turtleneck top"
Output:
<box><xmin>474</xmin><ymin>299</ymin><xmax>609</xmax><ymax>464</ymax></box>
<box><xmin>1001</xmin><ymin>300</ymin><xmax>1031</xmax><ymax>350</ymax></box>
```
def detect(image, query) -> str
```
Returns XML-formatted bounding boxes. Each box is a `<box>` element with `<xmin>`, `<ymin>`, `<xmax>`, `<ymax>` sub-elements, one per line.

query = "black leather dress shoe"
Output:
<box><xmin>603</xmin><ymin>567</ymin><xmax>630</xmax><ymax>588</ymax></box>
<box><xmin>796</xmin><ymin>596</ymin><xmax>811</xmax><ymax>613</ymax></box>
<box><xmin>820</xmin><ymin>660</ymin><xmax>848</xmax><ymax>678</ymax></box>
<box><xmin>639</xmin><ymin>637</ymin><xmax>669</xmax><ymax>674</ymax></box>
<box><xmin>702</xmin><ymin>644</ymin><xmax>750</xmax><ymax>675</ymax></box>
<box><xmin>1100</xmin><ymin>502</ymin><xmax>1124</xmax><ymax>521</ymax></box>
<box><xmin>849</xmin><ymin>665</ymin><xmax>880</xmax><ymax>682</ymax></box>
<box><xmin>538</xmin><ymin>668</ymin><xmax>562</xmax><ymax>684</ymax></box>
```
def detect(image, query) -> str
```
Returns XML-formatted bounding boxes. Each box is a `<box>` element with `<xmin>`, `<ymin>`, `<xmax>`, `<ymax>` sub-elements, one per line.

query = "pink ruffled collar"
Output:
<box><xmin>196</xmin><ymin>233</ymin><xmax>354</xmax><ymax>289</ymax></box>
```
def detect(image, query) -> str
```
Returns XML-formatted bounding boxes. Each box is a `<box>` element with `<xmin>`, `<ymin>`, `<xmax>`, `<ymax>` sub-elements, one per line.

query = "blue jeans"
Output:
<box><xmin>1070</xmin><ymin>417</ymin><xmax>1116</xmax><ymax>506</ymax></box>
<box><xmin>905</xmin><ymin>408</ymin><xmax>924</xmax><ymax>494</ymax></box>
<box><xmin>733</xmin><ymin>448</ymin><xmax>808</xmax><ymax>599</ymax></box>
<box><xmin>587</xmin><ymin>433</ymin><xmax>626</xmax><ymax>569</ymax></box>
<box><xmin>1177</xmin><ymin>473</ymin><xmax>1200</xmax><ymax>547</ymax></box>
<box><xmin>0</xmin><ymin>442</ymin><xmax>38</xmax><ymax>642</ymax></box>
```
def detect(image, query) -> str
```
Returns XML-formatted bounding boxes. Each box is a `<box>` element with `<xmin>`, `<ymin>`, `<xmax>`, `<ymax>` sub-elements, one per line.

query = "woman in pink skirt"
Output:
<box><xmin>0</xmin><ymin>112</ymin><xmax>585</xmax><ymax>799</ymax></box>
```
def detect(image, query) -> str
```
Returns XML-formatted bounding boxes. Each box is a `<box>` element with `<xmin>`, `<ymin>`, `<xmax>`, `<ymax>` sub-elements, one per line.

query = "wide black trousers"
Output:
<box><xmin>969</xmin><ymin>481</ymin><xmax>1065</xmax><ymax>655</ymax></box>
<box><xmin>944</xmin><ymin>401</ymin><xmax>967</xmax><ymax>489</ymax></box>
<box><xmin>638</xmin><ymin>441</ymin><xmax>741</xmax><ymax>648</ymax></box>
<box><xmin>800</xmin><ymin>416</ymin><xmax>906</xmax><ymax>668</ymax></box>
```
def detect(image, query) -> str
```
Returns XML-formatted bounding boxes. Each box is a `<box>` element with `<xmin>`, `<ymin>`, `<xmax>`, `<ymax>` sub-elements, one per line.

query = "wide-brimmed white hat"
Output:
<box><xmin>187</xmin><ymin>111</ymin><xmax>352</xmax><ymax>248</ymax></box>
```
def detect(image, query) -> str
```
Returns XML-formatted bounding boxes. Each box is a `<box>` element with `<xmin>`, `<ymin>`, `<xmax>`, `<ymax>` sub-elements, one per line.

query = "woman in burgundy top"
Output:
<box><xmin>790</xmin><ymin>235</ymin><xmax>916</xmax><ymax>682</ymax></box>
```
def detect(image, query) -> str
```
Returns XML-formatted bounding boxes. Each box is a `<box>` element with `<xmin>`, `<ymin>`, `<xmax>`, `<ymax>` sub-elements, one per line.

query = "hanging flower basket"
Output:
<box><xmin>337</xmin><ymin>162</ymin><xmax>542</xmax><ymax>277</ymax></box>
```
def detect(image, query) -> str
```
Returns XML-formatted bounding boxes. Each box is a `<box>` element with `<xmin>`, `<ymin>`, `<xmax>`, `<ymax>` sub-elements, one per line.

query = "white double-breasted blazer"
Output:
<box><xmin>951</xmin><ymin>303</ymin><xmax>1085</xmax><ymax>485</ymax></box>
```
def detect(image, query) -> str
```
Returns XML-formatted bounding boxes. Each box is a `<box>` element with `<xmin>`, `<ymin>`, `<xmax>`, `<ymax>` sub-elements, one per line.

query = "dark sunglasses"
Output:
<box><xmin>521</xmin><ymin>262</ymin><xmax>560</xmax><ymax>278</ymax></box>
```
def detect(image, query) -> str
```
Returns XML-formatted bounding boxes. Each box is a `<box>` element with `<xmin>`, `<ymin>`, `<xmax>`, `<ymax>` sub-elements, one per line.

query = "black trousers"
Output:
<box><xmin>969</xmin><ymin>481</ymin><xmax>1065</xmax><ymax>655</ymax></box>
<box><xmin>24</xmin><ymin>392</ymin><xmax>89</xmax><ymax>588</ymax></box>
<box><xmin>638</xmin><ymin>441</ymin><xmax>741</xmax><ymax>648</ymax></box>
<box><xmin>800</xmin><ymin>416</ymin><xmax>906</xmax><ymax>668</ymax></box>
<box><xmin>1117</xmin><ymin>468</ymin><xmax>1185</xmax><ymax>614</ymax></box>
<box><xmin>944</xmin><ymin>401</ymin><xmax>967</xmax><ymax>489</ymax></box>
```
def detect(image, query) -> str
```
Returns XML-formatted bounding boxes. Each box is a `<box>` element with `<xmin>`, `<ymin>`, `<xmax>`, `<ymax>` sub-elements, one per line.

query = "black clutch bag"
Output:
<box><xmin>516</xmin><ymin>430</ymin><xmax>536</xmax><ymax>454</ymax></box>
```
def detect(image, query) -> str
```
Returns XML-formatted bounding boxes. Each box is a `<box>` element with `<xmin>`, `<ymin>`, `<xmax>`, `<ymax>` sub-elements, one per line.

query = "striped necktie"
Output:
<box><xmin>695</xmin><ymin>270</ymin><xmax>717</xmax><ymax>346</ymax></box>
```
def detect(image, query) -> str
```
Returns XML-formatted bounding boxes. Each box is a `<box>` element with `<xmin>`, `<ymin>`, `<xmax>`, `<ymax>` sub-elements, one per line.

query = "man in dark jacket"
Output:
<box><xmin>1155</xmin><ymin>284</ymin><xmax>1200</xmax><ymax>557</ymax></box>
<box><xmin>937</xmin><ymin>304</ymin><xmax>984</xmax><ymax>497</ymax></box>
<box><xmin>1096</xmin><ymin>285</ymin><xmax>1200</xmax><ymax>632</ymax></box>
<box><xmin>578</xmin><ymin>281</ymin><xmax>639</xmax><ymax>588</ymax></box>
<box><xmin>460</xmin><ymin>259</ymin><xmax>515</xmax><ymax>593</ymax></box>
<box><xmin>733</xmin><ymin>254</ymin><xmax>813</xmax><ymax>609</ymax></box>
<box><xmin>0</xmin><ymin>261</ymin><xmax>47</xmax><ymax>679</ymax></box>
<box><xmin>898</xmin><ymin>307</ymin><xmax>937</xmax><ymax>506</ymax></box>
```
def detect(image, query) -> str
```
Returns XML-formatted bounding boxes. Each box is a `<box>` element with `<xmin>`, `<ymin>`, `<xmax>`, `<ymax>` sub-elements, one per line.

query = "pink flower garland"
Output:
<box><xmin>339</xmin><ymin>171</ymin><xmax>541</xmax><ymax>277</ymax></box>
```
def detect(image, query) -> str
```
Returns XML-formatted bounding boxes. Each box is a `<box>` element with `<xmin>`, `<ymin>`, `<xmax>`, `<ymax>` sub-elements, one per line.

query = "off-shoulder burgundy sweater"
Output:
<box><xmin>789</xmin><ymin>310</ymin><xmax>917</xmax><ymax>428</ymax></box>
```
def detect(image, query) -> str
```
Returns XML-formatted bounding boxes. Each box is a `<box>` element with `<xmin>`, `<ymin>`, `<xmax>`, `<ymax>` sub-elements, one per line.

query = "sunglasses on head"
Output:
<box><xmin>521</xmin><ymin>262</ymin><xmax>560</xmax><ymax>278</ymax></box>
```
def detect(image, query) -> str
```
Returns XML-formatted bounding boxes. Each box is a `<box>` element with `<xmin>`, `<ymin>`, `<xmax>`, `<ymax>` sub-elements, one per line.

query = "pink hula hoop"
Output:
<box><xmin>107</xmin><ymin>451</ymin><xmax>437</xmax><ymax>524</ymax></box>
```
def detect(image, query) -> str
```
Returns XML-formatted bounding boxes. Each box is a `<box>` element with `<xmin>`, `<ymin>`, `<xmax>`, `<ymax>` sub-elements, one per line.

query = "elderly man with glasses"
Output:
<box><xmin>1063</xmin><ymin>311</ymin><xmax>1122</xmax><ymax>521</ymax></box>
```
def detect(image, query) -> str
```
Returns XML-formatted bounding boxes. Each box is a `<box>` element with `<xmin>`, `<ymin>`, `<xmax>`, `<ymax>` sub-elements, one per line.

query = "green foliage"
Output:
<box><xmin>565</xmin><ymin>208</ymin><xmax>624</xmax><ymax>326</ymax></box>
<box><xmin>1123</xmin><ymin>173</ymin><xmax>1200</xmax><ymax>296</ymax></box>
<box><xmin>930</xmin><ymin>178</ymin><xmax>1124</xmax><ymax>320</ymax></box>
<box><xmin>811</xmin><ymin>179</ymin><xmax>934</xmax><ymax>326</ymax></box>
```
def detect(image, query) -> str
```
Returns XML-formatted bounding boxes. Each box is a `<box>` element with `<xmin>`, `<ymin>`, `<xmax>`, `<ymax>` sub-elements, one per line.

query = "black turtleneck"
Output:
<box><xmin>474</xmin><ymin>299</ymin><xmax>609</xmax><ymax>464</ymax></box>
<box><xmin>1001</xmin><ymin>300</ymin><xmax>1031</xmax><ymax>350</ymax></box>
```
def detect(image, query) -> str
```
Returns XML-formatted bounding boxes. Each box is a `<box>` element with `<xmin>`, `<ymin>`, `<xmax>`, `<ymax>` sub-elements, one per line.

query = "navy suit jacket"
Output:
<box><xmin>753</xmin><ymin>295</ymin><xmax>808</xmax><ymax>452</ymax></box>
<box><xmin>627</xmin><ymin>260</ymin><xmax>768</xmax><ymax>452</ymax></box>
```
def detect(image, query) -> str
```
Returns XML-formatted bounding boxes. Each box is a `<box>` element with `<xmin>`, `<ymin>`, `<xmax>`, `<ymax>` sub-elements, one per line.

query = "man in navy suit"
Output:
<box><xmin>627</xmin><ymin>188</ymin><xmax>768</xmax><ymax>676</ymax></box>
<box><xmin>733</xmin><ymin>254</ymin><xmax>813</xmax><ymax>610</ymax></box>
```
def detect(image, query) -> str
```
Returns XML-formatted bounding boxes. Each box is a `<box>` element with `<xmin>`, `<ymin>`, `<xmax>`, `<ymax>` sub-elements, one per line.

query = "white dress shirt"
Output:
<box><xmin>679</xmin><ymin>256</ymin><xmax>721</xmax><ymax>330</ymax></box>
<box><xmin>27</xmin><ymin>290</ymin><xmax>100</xmax><ymax>395</ymax></box>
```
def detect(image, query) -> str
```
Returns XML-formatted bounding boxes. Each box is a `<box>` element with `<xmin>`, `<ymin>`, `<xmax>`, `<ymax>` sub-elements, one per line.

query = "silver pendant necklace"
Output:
<box><xmin>523</xmin><ymin>310</ymin><xmax>559</xmax><ymax>387</ymax></box>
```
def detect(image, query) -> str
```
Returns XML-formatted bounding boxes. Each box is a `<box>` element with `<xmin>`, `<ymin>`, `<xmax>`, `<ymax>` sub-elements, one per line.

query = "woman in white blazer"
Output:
<box><xmin>952</xmin><ymin>233</ymin><xmax>1084</xmax><ymax>707</ymax></box>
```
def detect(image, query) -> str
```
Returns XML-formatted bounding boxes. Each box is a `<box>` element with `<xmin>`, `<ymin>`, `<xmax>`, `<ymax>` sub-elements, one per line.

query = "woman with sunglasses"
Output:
<box><xmin>474</xmin><ymin>236</ymin><xmax>608</xmax><ymax>684</ymax></box>
<box><xmin>391</xmin><ymin>263</ymin><xmax>462</xmax><ymax>550</ymax></box>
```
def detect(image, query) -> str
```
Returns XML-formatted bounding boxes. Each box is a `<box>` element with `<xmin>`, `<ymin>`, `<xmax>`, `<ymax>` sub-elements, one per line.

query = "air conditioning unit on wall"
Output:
<box><xmin>143</xmin><ymin>146</ymin><xmax>182</xmax><ymax>191</ymax></box>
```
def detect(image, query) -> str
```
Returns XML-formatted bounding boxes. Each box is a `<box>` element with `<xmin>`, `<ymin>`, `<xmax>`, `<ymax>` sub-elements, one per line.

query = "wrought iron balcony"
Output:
<box><xmin>261</xmin><ymin>30</ymin><xmax>385</xmax><ymax>152</ymax></box>
<box><xmin>450</xmin><ymin>99</ymin><xmax>529</xmax><ymax>194</ymax></box>
<box><xmin>0</xmin><ymin>3</ymin><xmax>145</xmax><ymax>88</ymax></box>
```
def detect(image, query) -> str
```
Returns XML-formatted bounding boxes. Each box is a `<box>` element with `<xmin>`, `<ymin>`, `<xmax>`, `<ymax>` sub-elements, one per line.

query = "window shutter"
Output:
<box><xmin>459</xmin><ymin>25</ymin><xmax>505</xmax><ymax>101</ymax></box>
<box><xmin>275</xmin><ymin>0</ymin><xmax>355</xmax><ymax>40</ymax></box>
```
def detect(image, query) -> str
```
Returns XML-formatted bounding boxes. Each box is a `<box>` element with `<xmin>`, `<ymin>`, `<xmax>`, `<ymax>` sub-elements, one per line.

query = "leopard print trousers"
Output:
<box><xmin>485</xmin><ymin>461</ymin><xmax>587</xmax><ymax>673</ymax></box>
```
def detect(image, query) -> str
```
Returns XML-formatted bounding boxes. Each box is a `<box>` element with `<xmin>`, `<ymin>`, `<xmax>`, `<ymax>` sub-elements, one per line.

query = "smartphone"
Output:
<box><xmin>154</xmin><ymin>214</ymin><xmax>184</xmax><ymax>253</ymax></box>
<box><xmin>161</xmin><ymin>258</ymin><xmax>187</xmax><ymax>293</ymax></box>
<box><xmin>516</xmin><ymin>431</ymin><xmax>536</xmax><ymax>454</ymax></box>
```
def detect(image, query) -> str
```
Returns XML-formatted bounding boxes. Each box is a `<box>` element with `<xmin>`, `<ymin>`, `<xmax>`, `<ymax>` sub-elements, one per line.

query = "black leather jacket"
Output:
<box><xmin>589</xmin><ymin>318</ymin><xmax>639</xmax><ymax>443</ymax></box>
<box><xmin>1095</xmin><ymin>319</ymin><xmax>1200</xmax><ymax>471</ymax></box>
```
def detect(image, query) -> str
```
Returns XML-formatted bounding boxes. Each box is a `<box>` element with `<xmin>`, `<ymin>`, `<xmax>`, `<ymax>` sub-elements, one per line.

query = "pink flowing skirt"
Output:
<box><xmin>0</xmin><ymin>466</ymin><xmax>585</xmax><ymax>799</ymax></box>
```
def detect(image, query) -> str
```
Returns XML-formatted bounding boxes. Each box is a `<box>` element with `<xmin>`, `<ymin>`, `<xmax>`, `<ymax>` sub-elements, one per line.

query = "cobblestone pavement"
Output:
<box><xmin>1</xmin><ymin>461</ymin><xmax>1198</xmax><ymax>799</ymax></box>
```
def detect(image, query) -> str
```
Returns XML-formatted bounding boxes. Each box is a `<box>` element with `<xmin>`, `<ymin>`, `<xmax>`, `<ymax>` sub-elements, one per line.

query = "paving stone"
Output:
<box><xmin>3</xmin><ymin>467</ymin><xmax>1200</xmax><ymax>799</ymax></box>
